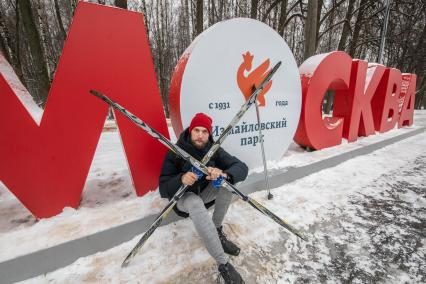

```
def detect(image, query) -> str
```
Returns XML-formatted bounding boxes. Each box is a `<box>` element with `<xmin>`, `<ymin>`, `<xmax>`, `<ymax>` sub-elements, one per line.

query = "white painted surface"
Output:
<box><xmin>178</xmin><ymin>18</ymin><xmax>301</xmax><ymax>169</ymax></box>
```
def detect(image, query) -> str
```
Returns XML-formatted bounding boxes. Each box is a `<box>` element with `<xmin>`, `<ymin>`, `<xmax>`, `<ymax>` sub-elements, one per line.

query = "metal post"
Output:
<box><xmin>255</xmin><ymin>101</ymin><xmax>273</xmax><ymax>199</ymax></box>
<box><xmin>378</xmin><ymin>0</ymin><xmax>392</xmax><ymax>64</ymax></box>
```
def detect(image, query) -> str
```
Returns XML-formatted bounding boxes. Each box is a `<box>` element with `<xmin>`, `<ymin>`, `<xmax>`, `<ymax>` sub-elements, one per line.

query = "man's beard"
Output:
<box><xmin>191</xmin><ymin>138</ymin><xmax>208</xmax><ymax>149</ymax></box>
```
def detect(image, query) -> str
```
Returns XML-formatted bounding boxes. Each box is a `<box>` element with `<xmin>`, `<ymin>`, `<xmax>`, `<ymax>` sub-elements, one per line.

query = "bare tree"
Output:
<box><xmin>251</xmin><ymin>0</ymin><xmax>259</xmax><ymax>19</ymax></box>
<box><xmin>114</xmin><ymin>0</ymin><xmax>127</xmax><ymax>9</ymax></box>
<box><xmin>278</xmin><ymin>0</ymin><xmax>288</xmax><ymax>37</ymax></box>
<box><xmin>0</xmin><ymin>0</ymin><xmax>17</xmax><ymax>68</ymax></box>
<box><xmin>53</xmin><ymin>0</ymin><xmax>66</xmax><ymax>41</ymax></box>
<box><xmin>0</xmin><ymin>0</ymin><xmax>425</xmax><ymax>110</ymax></box>
<box><xmin>337</xmin><ymin>0</ymin><xmax>356</xmax><ymax>51</ymax></box>
<box><xmin>304</xmin><ymin>0</ymin><xmax>318</xmax><ymax>60</ymax></box>
<box><xmin>17</xmin><ymin>0</ymin><xmax>51</xmax><ymax>105</ymax></box>
<box><xmin>195</xmin><ymin>0</ymin><xmax>203</xmax><ymax>36</ymax></box>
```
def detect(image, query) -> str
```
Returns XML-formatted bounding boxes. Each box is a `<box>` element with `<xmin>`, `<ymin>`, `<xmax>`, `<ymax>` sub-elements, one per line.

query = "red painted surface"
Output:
<box><xmin>334</xmin><ymin>61</ymin><xmax>385</xmax><ymax>142</ymax></box>
<box><xmin>294</xmin><ymin>53</ymin><xmax>416</xmax><ymax>150</ymax></box>
<box><xmin>169</xmin><ymin>51</ymin><xmax>190</xmax><ymax>137</ymax></box>
<box><xmin>0</xmin><ymin>2</ymin><xmax>168</xmax><ymax>218</ymax></box>
<box><xmin>294</xmin><ymin>51</ymin><xmax>351</xmax><ymax>150</ymax></box>
<box><xmin>372</xmin><ymin>68</ymin><xmax>402</xmax><ymax>133</ymax></box>
<box><xmin>398</xmin><ymin>74</ymin><xmax>416</xmax><ymax>128</ymax></box>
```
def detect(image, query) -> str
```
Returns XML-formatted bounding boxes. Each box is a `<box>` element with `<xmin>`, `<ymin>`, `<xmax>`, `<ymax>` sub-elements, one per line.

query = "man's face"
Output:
<box><xmin>190</xmin><ymin>126</ymin><xmax>209</xmax><ymax>149</ymax></box>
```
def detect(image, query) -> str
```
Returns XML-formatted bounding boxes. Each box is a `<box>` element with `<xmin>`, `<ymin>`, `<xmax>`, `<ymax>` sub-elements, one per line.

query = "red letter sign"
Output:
<box><xmin>398</xmin><ymin>73</ymin><xmax>416</xmax><ymax>127</ymax></box>
<box><xmin>295</xmin><ymin>51</ymin><xmax>351</xmax><ymax>150</ymax></box>
<box><xmin>333</xmin><ymin>61</ymin><xmax>385</xmax><ymax>142</ymax></box>
<box><xmin>0</xmin><ymin>2</ymin><xmax>168</xmax><ymax>218</ymax></box>
<box><xmin>372</xmin><ymin>68</ymin><xmax>402</xmax><ymax>132</ymax></box>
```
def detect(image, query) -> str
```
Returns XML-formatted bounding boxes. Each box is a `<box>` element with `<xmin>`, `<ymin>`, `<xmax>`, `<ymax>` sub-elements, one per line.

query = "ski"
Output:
<box><xmin>90</xmin><ymin>65</ymin><xmax>306</xmax><ymax>268</ymax></box>
<box><xmin>118</xmin><ymin>61</ymin><xmax>283</xmax><ymax>267</ymax></box>
<box><xmin>90</xmin><ymin>90</ymin><xmax>306</xmax><ymax>240</ymax></box>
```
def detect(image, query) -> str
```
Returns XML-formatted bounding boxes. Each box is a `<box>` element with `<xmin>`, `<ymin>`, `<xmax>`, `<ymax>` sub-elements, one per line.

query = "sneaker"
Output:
<box><xmin>218</xmin><ymin>262</ymin><xmax>244</xmax><ymax>284</ymax></box>
<box><xmin>217</xmin><ymin>226</ymin><xmax>240</xmax><ymax>256</ymax></box>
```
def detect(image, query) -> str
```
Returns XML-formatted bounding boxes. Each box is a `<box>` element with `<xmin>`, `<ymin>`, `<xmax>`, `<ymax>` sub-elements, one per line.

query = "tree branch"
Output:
<box><xmin>283</xmin><ymin>12</ymin><xmax>305</xmax><ymax>28</ymax></box>
<box><xmin>318</xmin><ymin>18</ymin><xmax>349</xmax><ymax>40</ymax></box>
<box><xmin>286</xmin><ymin>0</ymin><xmax>302</xmax><ymax>18</ymax></box>
<box><xmin>318</xmin><ymin>0</ymin><xmax>346</xmax><ymax>27</ymax></box>
<box><xmin>261</xmin><ymin>0</ymin><xmax>282</xmax><ymax>22</ymax></box>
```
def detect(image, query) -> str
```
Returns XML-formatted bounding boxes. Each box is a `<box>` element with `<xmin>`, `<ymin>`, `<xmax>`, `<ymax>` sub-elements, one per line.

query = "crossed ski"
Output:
<box><xmin>90</xmin><ymin>61</ymin><xmax>306</xmax><ymax>268</ymax></box>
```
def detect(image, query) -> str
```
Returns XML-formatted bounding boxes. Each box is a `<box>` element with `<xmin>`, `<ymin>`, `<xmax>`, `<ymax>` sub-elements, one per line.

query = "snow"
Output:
<box><xmin>0</xmin><ymin>126</ymin><xmax>168</xmax><ymax>263</ymax></box>
<box><xmin>1</xmin><ymin>111</ymin><xmax>425</xmax><ymax>283</ymax></box>
<box><xmin>0</xmin><ymin>54</ymin><xmax>43</xmax><ymax>125</ymax></box>
<box><xmin>298</xmin><ymin>53</ymin><xmax>328</xmax><ymax>77</ymax></box>
<box><xmin>250</xmin><ymin>120</ymin><xmax>422</xmax><ymax>174</ymax></box>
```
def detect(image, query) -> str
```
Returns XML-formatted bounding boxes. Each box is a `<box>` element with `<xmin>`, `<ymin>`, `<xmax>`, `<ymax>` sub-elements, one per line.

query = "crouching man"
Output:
<box><xmin>159</xmin><ymin>113</ymin><xmax>248</xmax><ymax>283</ymax></box>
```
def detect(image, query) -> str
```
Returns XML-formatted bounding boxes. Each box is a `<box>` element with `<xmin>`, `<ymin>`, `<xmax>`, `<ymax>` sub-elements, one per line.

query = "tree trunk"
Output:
<box><xmin>304</xmin><ymin>0</ymin><xmax>318</xmax><ymax>60</ymax></box>
<box><xmin>338</xmin><ymin>0</ymin><xmax>356</xmax><ymax>51</ymax></box>
<box><xmin>0</xmin><ymin>8</ymin><xmax>16</xmax><ymax>68</ymax></box>
<box><xmin>251</xmin><ymin>0</ymin><xmax>259</xmax><ymax>19</ymax></box>
<box><xmin>348</xmin><ymin>0</ymin><xmax>367</xmax><ymax>57</ymax></box>
<box><xmin>141</xmin><ymin>0</ymin><xmax>150</xmax><ymax>34</ymax></box>
<box><xmin>114</xmin><ymin>0</ymin><xmax>127</xmax><ymax>9</ymax></box>
<box><xmin>324</xmin><ymin>90</ymin><xmax>334</xmax><ymax>114</ymax></box>
<box><xmin>17</xmin><ymin>0</ymin><xmax>50</xmax><ymax>105</ymax></box>
<box><xmin>218</xmin><ymin>0</ymin><xmax>224</xmax><ymax>21</ymax></box>
<box><xmin>54</xmin><ymin>0</ymin><xmax>66</xmax><ymax>41</ymax></box>
<box><xmin>195</xmin><ymin>0</ymin><xmax>203</xmax><ymax>36</ymax></box>
<box><xmin>277</xmin><ymin>0</ymin><xmax>288</xmax><ymax>37</ymax></box>
<box><xmin>194</xmin><ymin>0</ymin><xmax>203</xmax><ymax>35</ymax></box>
<box><xmin>408</xmin><ymin>22</ymin><xmax>426</xmax><ymax>73</ymax></box>
<box><xmin>415</xmin><ymin>75</ymin><xmax>425</xmax><ymax>109</ymax></box>
<box><xmin>326</xmin><ymin>0</ymin><xmax>335</xmax><ymax>51</ymax></box>
<box><xmin>315</xmin><ymin>0</ymin><xmax>323</xmax><ymax>49</ymax></box>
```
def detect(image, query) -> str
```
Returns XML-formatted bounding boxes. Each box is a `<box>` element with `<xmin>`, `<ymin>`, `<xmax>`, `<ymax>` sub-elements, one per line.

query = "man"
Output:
<box><xmin>159</xmin><ymin>113</ymin><xmax>248</xmax><ymax>284</ymax></box>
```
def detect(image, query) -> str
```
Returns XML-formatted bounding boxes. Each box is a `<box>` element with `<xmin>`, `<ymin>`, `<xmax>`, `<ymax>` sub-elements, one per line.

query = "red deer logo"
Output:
<box><xmin>237</xmin><ymin>51</ymin><xmax>272</xmax><ymax>106</ymax></box>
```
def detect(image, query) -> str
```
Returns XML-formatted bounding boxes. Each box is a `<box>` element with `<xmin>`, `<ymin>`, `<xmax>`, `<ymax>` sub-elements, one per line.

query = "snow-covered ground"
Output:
<box><xmin>1</xmin><ymin>111</ymin><xmax>425</xmax><ymax>283</ymax></box>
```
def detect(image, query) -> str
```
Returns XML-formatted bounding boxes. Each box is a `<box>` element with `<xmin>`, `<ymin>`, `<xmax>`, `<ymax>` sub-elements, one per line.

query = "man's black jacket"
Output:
<box><xmin>159</xmin><ymin>128</ymin><xmax>248</xmax><ymax>201</ymax></box>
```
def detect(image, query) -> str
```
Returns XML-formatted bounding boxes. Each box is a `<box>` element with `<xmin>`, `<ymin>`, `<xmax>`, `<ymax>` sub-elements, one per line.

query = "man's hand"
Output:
<box><xmin>206</xmin><ymin>167</ymin><xmax>227</xmax><ymax>181</ymax></box>
<box><xmin>181</xmin><ymin>172</ymin><xmax>199</xmax><ymax>186</ymax></box>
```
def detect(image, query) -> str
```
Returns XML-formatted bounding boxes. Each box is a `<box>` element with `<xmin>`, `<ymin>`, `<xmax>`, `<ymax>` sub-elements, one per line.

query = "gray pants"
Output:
<box><xmin>177</xmin><ymin>183</ymin><xmax>234</xmax><ymax>265</ymax></box>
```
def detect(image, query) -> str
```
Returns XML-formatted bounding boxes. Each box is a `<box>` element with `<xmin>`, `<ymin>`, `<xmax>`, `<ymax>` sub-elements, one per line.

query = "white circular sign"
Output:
<box><xmin>169</xmin><ymin>18</ymin><xmax>301</xmax><ymax>169</ymax></box>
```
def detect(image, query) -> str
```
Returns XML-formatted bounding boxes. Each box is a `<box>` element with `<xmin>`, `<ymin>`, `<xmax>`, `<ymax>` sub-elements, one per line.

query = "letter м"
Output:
<box><xmin>0</xmin><ymin>2</ymin><xmax>168</xmax><ymax>218</ymax></box>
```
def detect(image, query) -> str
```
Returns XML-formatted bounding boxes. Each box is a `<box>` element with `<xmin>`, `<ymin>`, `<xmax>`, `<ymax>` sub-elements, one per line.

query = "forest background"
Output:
<box><xmin>1</xmin><ymin>0</ymin><xmax>425</xmax><ymax>116</ymax></box>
